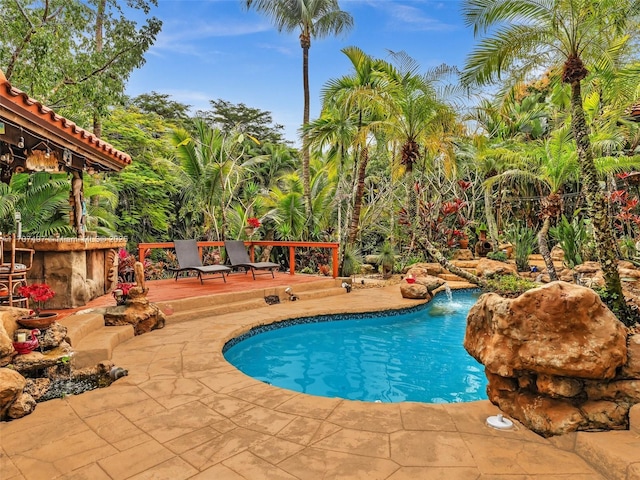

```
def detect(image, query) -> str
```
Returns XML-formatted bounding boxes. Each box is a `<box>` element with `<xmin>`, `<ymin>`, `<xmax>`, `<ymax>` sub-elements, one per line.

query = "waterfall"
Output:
<box><xmin>444</xmin><ymin>283</ymin><xmax>452</xmax><ymax>303</ymax></box>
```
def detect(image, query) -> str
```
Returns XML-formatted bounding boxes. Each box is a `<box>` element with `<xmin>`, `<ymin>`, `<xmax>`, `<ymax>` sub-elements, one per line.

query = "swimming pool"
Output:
<box><xmin>223</xmin><ymin>289</ymin><xmax>487</xmax><ymax>403</ymax></box>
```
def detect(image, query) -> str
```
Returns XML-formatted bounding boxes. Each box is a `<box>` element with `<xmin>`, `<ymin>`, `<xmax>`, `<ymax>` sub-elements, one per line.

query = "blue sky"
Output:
<box><xmin>126</xmin><ymin>0</ymin><xmax>476</xmax><ymax>144</ymax></box>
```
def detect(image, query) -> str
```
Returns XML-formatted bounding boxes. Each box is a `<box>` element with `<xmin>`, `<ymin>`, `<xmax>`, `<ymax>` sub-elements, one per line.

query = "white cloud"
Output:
<box><xmin>347</xmin><ymin>0</ymin><xmax>458</xmax><ymax>32</ymax></box>
<box><xmin>149</xmin><ymin>18</ymin><xmax>271</xmax><ymax>57</ymax></box>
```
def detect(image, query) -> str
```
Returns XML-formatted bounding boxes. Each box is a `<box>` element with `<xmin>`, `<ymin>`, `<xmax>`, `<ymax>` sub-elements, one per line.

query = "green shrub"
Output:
<box><xmin>484</xmin><ymin>275</ymin><xmax>539</xmax><ymax>298</ymax></box>
<box><xmin>505</xmin><ymin>224</ymin><xmax>536</xmax><ymax>272</ymax></box>
<box><xmin>486</xmin><ymin>250</ymin><xmax>508</xmax><ymax>262</ymax></box>
<box><xmin>341</xmin><ymin>245</ymin><xmax>362</xmax><ymax>277</ymax></box>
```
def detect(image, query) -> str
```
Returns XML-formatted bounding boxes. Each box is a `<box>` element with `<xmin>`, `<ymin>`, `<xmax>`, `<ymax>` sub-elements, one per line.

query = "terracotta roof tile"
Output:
<box><xmin>0</xmin><ymin>70</ymin><xmax>131</xmax><ymax>169</ymax></box>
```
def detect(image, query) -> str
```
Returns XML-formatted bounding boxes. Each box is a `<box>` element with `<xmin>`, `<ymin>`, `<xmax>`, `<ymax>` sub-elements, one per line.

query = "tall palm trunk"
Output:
<box><xmin>347</xmin><ymin>146</ymin><xmax>368</xmax><ymax>245</ymax></box>
<box><xmin>569</xmin><ymin>80</ymin><xmax>631</xmax><ymax>324</ymax></box>
<box><xmin>538</xmin><ymin>216</ymin><xmax>558</xmax><ymax>281</ymax></box>
<box><xmin>484</xmin><ymin>187</ymin><xmax>499</xmax><ymax>248</ymax></box>
<box><xmin>301</xmin><ymin>39</ymin><xmax>312</xmax><ymax>220</ymax></box>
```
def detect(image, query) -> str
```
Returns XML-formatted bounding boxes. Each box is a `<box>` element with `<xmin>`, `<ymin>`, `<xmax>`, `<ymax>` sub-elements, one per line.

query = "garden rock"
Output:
<box><xmin>24</xmin><ymin>378</ymin><xmax>52</xmax><ymax>401</ymax></box>
<box><xmin>551</xmin><ymin>245</ymin><xmax>564</xmax><ymax>261</ymax></box>
<box><xmin>102</xmin><ymin>261</ymin><xmax>166</xmax><ymax>335</ymax></box>
<box><xmin>474</xmin><ymin>258</ymin><xmax>517</xmax><ymax>279</ymax></box>
<box><xmin>0</xmin><ymin>368</ymin><xmax>26</xmax><ymax>420</ymax></box>
<box><xmin>7</xmin><ymin>392</ymin><xmax>36</xmax><ymax>419</ymax></box>
<box><xmin>400</xmin><ymin>283</ymin><xmax>430</xmax><ymax>300</ymax></box>
<box><xmin>452</xmin><ymin>249</ymin><xmax>474</xmax><ymax>261</ymax></box>
<box><xmin>37</xmin><ymin>322</ymin><xmax>68</xmax><ymax>349</ymax></box>
<box><xmin>415</xmin><ymin>275</ymin><xmax>445</xmax><ymax>292</ymax></box>
<box><xmin>465</xmin><ymin>281</ymin><xmax>636</xmax><ymax>436</ymax></box>
<box><xmin>405</xmin><ymin>263</ymin><xmax>444</xmax><ymax>277</ymax></box>
<box><xmin>0</xmin><ymin>322</ymin><xmax>15</xmax><ymax>367</ymax></box>
<box><xmin>12</xmin><ymin>343</ymin><xmax>74</xmax><ymax>373</ymax></box>
<box><xmin>622</xmin><ymin>334</ymin><xmax>640</xmax><ymax>378</ymax></box>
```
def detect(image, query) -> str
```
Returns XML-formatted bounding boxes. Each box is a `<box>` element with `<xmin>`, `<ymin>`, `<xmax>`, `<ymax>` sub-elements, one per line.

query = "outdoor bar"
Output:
<box><xmin>1</xmin><ymin>69</ymin><xmax>131</xmax><ymax>308</ymax></box>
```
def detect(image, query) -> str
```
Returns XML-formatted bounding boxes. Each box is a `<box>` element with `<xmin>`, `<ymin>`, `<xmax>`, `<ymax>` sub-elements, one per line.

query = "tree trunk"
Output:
<box><xmin>484</xmin><ymin>186</ymin><xmax>499</xmax><ymax>249</ymax></box>
<box><xmin>301</xmin><ymin>43</ymin><xmax>312</xmax><ymax>220</ymax></box>
<box><xmin>416</xmin><ymin>237</ymin><xmax>486</xmax><ymax>287</ymax></box>
<box><xmin>538</xmin><ymin>216</ymin><xmax>558</xmax><ymax>281</ymax></box>
<box><xmin>92</xmin><ymin>0</ymin><xmax>106</xmax><ymax>139</ymax></box>
<box><xmin>347</xmin><ymin>146</ymin><xmax>368</xmax><ymax>245</ymax></box>
<box><xmin>569</xmin><ymin>81</ymin><xmax>631</xmax><ymax>325</ymax></box>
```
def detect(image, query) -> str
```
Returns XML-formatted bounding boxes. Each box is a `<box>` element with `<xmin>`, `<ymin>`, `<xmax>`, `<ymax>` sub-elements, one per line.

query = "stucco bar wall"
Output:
<box><xmin>17</xmin><ymin>238</ymin><xmax>125</xmax><ymax>308</ymax></box>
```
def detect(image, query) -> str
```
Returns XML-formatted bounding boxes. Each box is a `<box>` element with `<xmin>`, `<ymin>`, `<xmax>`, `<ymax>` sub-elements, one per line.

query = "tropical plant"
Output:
<box><xmin>550</xmin><ymin>214</ymin><xmax>590</xmax><ymax>269</ymax></box>
<box><xmin>377</xmin><ymin>242</ymin><xmax>395</xmax><ymax>279</ymax></box>
<box><xmin>1</xmin><ymin>0</ymin><xmax>161</xmax><ymax>136</ymax></box>
<box><xmin>340</xmin><ymin>244</ymin><xmax>362</xmax><ymax>277</ymax></box>
<box><xmin>462</xmin><ymin>0</ymin><xmax>640</xmax><ymax>325</ymax></box>
<box><xmin>484</xmin><ymin>275</ymin><xmax>538</xmax><ymax>298</ymax></box>
<box><xmin>172</xmin><ymin>119</ymin><xmax>258</xmax><ymax>240</ymax></box>
<box><xmin>505</xmin><ymin>223</ymin><xmax>537</xmax><ymax>272</ymax></box>
<box><xmin>244</xmin><ymin>0</ymin><xmax>353</xmax><ymax>219</ymax></box>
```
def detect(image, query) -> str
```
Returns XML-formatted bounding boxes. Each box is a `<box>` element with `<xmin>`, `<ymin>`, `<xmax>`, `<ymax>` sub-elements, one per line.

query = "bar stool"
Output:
<box><xmin>0</xmin><ymin>234</ymin><xmax>35</xmax><ymax>308</ymax></box>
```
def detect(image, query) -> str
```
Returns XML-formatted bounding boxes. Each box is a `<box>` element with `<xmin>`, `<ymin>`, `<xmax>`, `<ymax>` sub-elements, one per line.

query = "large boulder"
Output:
<box><xmin>465</xmin><ymin>281</ymin><xmax>636</xmax><ymax>436</ymax></box>
<box><xmin>102</xmin><ymin>287</ymin><xmax>166</xmax><ymax>335</ymax></box>
<box><xmin>465</xmin><ymin>281</ymin><xmax>627</xmax><ymax>379</ymax></box>
<box><xmin>405</xmin><ymin>263</ymin><xmax>445</xmax><ymax>277</ymax></box>
<box><xmin>414</xmin><ymin>275</ymin><xmax>445</xmax><ymax>293</ymax></box>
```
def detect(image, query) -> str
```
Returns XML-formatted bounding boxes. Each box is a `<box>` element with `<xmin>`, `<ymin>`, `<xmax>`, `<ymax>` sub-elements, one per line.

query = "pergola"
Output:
<box><xmin>0</xmin><ymin>69</ymin><xmax>131</xmax><ymax>237</ymax></box>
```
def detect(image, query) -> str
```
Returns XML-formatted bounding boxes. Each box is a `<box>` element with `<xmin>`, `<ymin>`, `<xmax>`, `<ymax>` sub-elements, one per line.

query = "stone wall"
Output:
<box><xmin>464</xmin><ymin>281</ymin><xmax>640</xmax><ymax>437</ymax></box>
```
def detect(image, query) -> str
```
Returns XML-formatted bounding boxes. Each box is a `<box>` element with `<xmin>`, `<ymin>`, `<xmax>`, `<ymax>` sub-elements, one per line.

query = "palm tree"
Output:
<box><xmin>462</xmin><ymin>0</ymin><xmax>640</xmax><ymax>325</ymax></box>
<box><xmin>172</xmin><ymin>119</ymin><xmax>256</xmax><ymax>241</ymax></box>
<box><xmin>311</xmin><ymin>46</ymin><xmax>387</xmax><ymax>272</ymax></box>
<box><xmin>244</xmin><ymin>0</ymin><xmax>353</xmax><ymax>221</ymax></box>
<box><xmin>378</xmin><ymin>52</ymin><xmax>461</xmax><ymax>241</ymax></box>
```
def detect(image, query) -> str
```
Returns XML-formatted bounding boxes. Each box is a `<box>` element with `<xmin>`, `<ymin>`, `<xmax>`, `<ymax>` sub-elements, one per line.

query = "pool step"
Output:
<box><xmin>155</xmin><ymin>278</ymin><xmax>347</xmax><ymax>323</ymax></box>
<box><xmin>55</xmin><ymin>277</ymin><xmax>348</xmax><ymax>367</ymax></box>
<box><xmin>71</xmin><ymin>325</ymin><xmax>134</xmax><ymax>369</ymax></box>
<box><xmin>164</xmin><ymin>298</ymin><xmax>269</xmax><ymax>324</ymax></box>
<box><xmin>57</xmin><ymin>313</ymin><xmax>105</xmax><ymax>346</ymax></box>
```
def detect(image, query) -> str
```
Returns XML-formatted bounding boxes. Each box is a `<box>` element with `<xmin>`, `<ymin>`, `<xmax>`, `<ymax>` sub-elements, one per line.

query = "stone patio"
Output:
<box><xmin>1</xmin><ymin>284</ymin><xmax>639</xmax><ymax>479</ymax></box>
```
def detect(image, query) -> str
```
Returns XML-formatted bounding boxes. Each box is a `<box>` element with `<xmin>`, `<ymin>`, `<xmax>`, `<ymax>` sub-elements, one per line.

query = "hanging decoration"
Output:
<box><xmin>26</xmin><ymin>148</ymin><xmax>59</xmax><ymax>172</ymax></box>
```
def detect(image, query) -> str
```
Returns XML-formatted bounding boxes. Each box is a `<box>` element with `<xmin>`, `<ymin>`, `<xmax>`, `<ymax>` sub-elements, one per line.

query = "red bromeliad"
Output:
<box><xmin>17</xmin><ymin>283</ymin><xmax>55</xmax><ymax>317</ymax></box>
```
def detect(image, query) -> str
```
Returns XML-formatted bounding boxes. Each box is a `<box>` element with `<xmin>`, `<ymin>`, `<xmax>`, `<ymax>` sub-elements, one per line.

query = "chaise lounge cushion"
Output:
<box><xmin>169</xmin><ymin>240</ymin><xmax>231</xmax><ymax>284</ymax></box>
<box><xmin>224</xmin><ymin>240</ymin><xmax>279</xmax><ymax>279</ymax></box>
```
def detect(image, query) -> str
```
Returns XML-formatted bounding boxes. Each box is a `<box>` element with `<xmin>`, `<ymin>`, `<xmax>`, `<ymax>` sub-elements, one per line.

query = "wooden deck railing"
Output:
<box><xmin>137</xmin><ymin>240</ymin><xmax>340</xmax><ymax>278</ymax></box>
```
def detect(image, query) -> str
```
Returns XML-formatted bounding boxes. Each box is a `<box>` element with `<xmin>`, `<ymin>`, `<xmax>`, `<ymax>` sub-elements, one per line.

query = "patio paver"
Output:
<box><xmin>0</xmin><ymin>284</ymin><xmax>630</xmax><ymax>479</ymax></box>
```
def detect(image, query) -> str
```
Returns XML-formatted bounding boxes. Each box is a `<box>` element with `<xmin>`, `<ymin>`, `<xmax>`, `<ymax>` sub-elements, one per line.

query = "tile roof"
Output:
<box><xmin>0</xmin><ymin>69</ymin><xmax>131</xmax><ymax>171</ymax></box>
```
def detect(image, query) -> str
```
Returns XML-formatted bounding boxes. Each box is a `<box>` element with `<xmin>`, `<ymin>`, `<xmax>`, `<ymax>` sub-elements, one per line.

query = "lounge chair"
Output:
<box><xmin>168</xmin><ymin>240</ymin><xmax>231</xmax><ymax>284</ymax></box>
<box><xmin>224</xmin><ymin>240</ymin><xmax>279</xmax><ymax>279</ymax></box>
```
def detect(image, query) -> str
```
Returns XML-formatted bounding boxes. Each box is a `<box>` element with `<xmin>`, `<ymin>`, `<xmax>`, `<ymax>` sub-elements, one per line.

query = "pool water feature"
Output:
<box><xmin>224</xmin><ymin>289</ymin><xmax>487</xmax><ymax>403</ymax></box>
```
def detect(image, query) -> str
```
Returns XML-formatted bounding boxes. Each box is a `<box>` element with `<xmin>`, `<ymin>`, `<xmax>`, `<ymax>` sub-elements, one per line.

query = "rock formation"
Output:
<box><xmin>465</xmin><ymin>281</ymin><xmax>638</xmax><ymax>436</ymax></box>
<box><xmin>102</xmin><ymin>261</ymin><xmax>166</xmax><ymax>335</ymax></box>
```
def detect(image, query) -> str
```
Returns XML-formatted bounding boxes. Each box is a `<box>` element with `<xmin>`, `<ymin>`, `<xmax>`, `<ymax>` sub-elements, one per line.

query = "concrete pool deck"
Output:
<box><xmin>1</xmin><ymin>284</ymin><xmax>638</xmax><ymax>479</ymax></box>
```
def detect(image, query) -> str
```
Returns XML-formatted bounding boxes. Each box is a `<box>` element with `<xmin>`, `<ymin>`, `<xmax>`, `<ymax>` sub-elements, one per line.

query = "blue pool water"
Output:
<box><xmin>224</xmin><ymin>289</ymin><xmax>487</xmax><ymax>403</ymax></box>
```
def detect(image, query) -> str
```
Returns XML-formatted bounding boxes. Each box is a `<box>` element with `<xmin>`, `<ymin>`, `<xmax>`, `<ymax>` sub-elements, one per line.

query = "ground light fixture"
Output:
<box><xmin>486</xmin><ymin>414</ymin><xmax>514</xmax><ymax>430</ymax></box>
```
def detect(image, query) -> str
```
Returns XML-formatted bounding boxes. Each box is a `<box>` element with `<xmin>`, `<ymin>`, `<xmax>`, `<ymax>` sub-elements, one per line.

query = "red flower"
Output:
<box><xmin>609</xmin><ymin>190</ymin><xmax>628</xmax><ymax>204</ymax></box>
<box><xmin>117</xmin><ymin>283</ymin><xmax>135</xmax><ymax>295</ymax></box>
<box><xmin>457</xmin><ymin>179</ymin><xmax>472</xmax><ymax>191</ymax></box>
<box><xmin>247</xmin><ymin>217</ymin><xmax>261</xmax><ymax>228</ymax></box>
<box><xmin>17</xmin><ymin>283</ymin><xmax>55</xmax><ymax>316</ymax></box>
